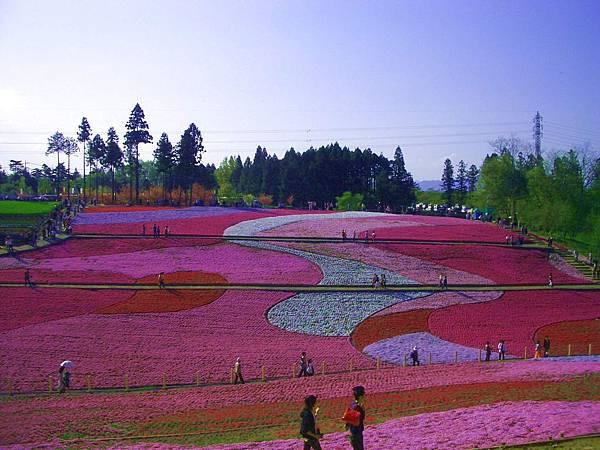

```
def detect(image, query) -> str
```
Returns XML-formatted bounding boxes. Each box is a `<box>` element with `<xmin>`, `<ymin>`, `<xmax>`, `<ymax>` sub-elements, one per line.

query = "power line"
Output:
<box><xmin>0</xmin><ymin>129</ymin><xmax>531</xmax><ymax>146</ymax></box>
<box><xmin>545</xmin><ymin>121</ymin><xmax>600</xmax><ymax>137</ymax></box>
<box><xmin>0</xmin><ymin>121</ymin><xmax>529</xmax><ymax>136</ymax></box>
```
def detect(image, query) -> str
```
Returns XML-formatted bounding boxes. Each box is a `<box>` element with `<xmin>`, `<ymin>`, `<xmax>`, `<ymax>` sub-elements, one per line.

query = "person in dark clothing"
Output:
<box><xmin>443</xmin><ymin>275</ymin><xmax>448</xmax><ymax>290</ymax></box>
<box><xmin>298</xmin><ymin>351</ymin><xmax>308</xmax><ymax>377</ymax></box>
<box><xmin>158</xmin><ymin>272</ymin><xmax>165</xmax><ymax>289</ymax></box>
<box><xmin>300</xmin><ymin>395</ymin><xmax>323</xmax><ymax>450</ymax></box>
<box><xmin>543</xmin><ymin>336</ymin><xmax>551</xmax><ymax>357</ymax></box>
<box><xmin>347</xmin><ymin>385</ymin><xmax>366</xmax><ymax>450</ymax></box>
<box><xmin>410</xmin><ymin>346</ymin><xmax>420</xmax><ymax>366</ymax></box>
<box><xmin>484</xmin><ymin>341</ymin><xmax>492</xmax><ymax>361</ymax></box>
<box><xmin>24</xmin><ymin>269</ymin><xmax>33</xmax><ymax>287</ymax></box>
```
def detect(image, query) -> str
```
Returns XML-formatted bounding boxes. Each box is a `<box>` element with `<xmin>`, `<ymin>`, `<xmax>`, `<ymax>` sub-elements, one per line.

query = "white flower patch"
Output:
<box><xmin>267</xmin><ymin>291</ymin><xmax>423</xmax><ymax>336</ymax></box>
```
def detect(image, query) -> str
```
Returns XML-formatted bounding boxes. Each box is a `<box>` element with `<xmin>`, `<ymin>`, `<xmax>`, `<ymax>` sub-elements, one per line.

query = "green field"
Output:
<box><xmin>0</xmin><ymin>200</ymin><xmax>58</xmax><ymax>216</ymax></box>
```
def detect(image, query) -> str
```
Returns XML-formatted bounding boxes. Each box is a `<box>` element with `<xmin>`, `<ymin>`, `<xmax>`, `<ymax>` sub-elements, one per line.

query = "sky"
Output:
<box><xmin>0</xmin><ymin>0</ymin><xmax>599</xmax><ymax>180</ymax></box>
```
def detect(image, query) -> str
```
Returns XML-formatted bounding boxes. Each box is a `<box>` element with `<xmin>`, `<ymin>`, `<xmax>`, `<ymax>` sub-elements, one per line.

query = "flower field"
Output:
<box><xmin>1</xmin><ymin>207</ymin><xmax>599</xmax><ymax>448</ymax></box>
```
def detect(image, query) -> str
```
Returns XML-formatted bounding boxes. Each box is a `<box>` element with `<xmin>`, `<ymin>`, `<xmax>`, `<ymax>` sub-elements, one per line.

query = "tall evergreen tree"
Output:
<box><xmin>455</xmin><ymin>160</ymin><xmax>467</xmax><ymax>205</ymax></box>
<box><xmin>175</xmin><ymin>123</ymin><xmax>204</xmax><ymax>205</ymax></box>
<box><xmin>441</xmin><ymin>158</ymin><xmax>455</xmax><ymax>206</ymax></box>
<box><xmin>124</xmin><ymin>103</ymin><xmax>153</xmax><ymax>204</ymax></box>
<box><xmin>88</xmin><ymin>134</ymin><xmax>106</xmax><ymax>200</ymax></box>
<box><xmin>77</xmin><ymin>117</ymin><xmax>92</xmax><ymax>199</ymax></box>
<box><xmin>467</xmin><ymin>164</ymin><xmax>479</xmax><ymax>192</ymax></box>
<box><xmin>389</xmin><ymin>146</ymin><xmax>416</xmax><ymax>210</ymax></box>
<box><xmin>46</xmin><ymin>132</ymin><xmax>77</xmax><ymax>196</ymax></box>
<box><xmin>153</xmin><ymin>133</ymin><xmax>175</xmax><ymax>201</ymax></box>
<box><xmin>103</xmin><ymin>127</ymin><xmax>124</xmax><ymax>203</ymax></box>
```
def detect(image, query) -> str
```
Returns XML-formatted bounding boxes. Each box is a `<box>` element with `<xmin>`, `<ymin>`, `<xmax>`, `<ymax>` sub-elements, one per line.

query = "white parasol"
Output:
<box><xmin>60</xmin><ymin>360</ymin><xmax>74</xmax><ymax>369</ymax></box>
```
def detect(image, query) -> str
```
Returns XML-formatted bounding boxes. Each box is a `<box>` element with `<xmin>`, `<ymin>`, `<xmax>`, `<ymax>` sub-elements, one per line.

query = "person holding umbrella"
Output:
<box><xmin>58</xmin><ymin>360</ymin><xmax>73</xmax><ymax>393</ymax></box>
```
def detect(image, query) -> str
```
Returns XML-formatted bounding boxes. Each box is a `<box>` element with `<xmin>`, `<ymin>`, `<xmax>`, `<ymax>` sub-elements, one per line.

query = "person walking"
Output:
<box><xmin>298</xmin><ymin>352</ymin><xmax>308</xmax><ymax>377</ymax></box>
<box><xmin>534</xmin><ymin>341</ymin><xmax>542</xmax><ymax>359</ymax></box>
<box><xmin>24</xmin><ymin>268</ymin><xmax>32</xmax><ymax>287</ymax></box>
<box><xmin>306</xmin><ymin>359</ymin><xmax>315</xmax><ymax>376</ymax></box>
<box><xmin>57</xmin><ymin>366</ymin><xmax>70</xmax><ymax>393</ymax></box>
<box><xmin>370</xmin><ymin>274</ymin><xmax>379</xmax><ymax>288</ymax></box>
<box><xmin>300</xmin><ymin>395</ymin><xmax>323</xmax><ymax>450</ymax></box>
<box><xmin>484</xmin><ymin>341</ymin><xmax>492</xmax><ymax>362</ymax></box>
<box><xmin>543</xmin><ymin>336</ymin><xmax>551</xmax><ymax>357</ymax></box>
<box><xmin>152</xmin><ymin>224</ymin><xmax>157</xmax><ymax>238</ymax></box>
<box><xmin>548</xmin><ymin>273</ymin><xmax>553</xmax><ymax>288</ymax></box>
<box><xmin>498</xmin><ymin>340</ymin><xmax>506</xmax><ymax>361</ymax></box>
<box><xmin>443</xmin><ymin>275</ymin><xmax>448</xmax><ymax>290</ymax></box>
<box><xmin>164</xmin><ymin>225</ymin><xmax>170</xmax><ymax>237</ymax></box>
<box><xmin>438</xmin><ymin>273</ymin><xmax>443</xmax><ymax>288</ymax></box>
<box><xmin>142</xmin><ymin>224</ymin><xmax>146</xmax><ymax>236</ymax></box>
<box><xmin>158</xmin><ymin>272</ymin><xmax>165</xmax><ymax>289</ymax></box>
<box><xmin>410</xmin><ymin>346</ymin><xmax>420</xmax><ymax>366</ymax></box>
<box><xmin>346</xmin><ymin>386</ymin><xmax>366</xmax><ymax>450</ymax></box>
<box><xmin>234</xmin><ymin>357</ymin><xmax>244</xmax><ymax>384</ymax></box>
<box><xmin>380</xmin><ymin>273</ymin><xmax>386</xmax><ymax>289</ymax></box>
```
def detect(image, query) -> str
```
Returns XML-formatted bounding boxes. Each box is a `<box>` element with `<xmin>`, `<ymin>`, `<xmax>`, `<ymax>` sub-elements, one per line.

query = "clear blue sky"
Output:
<box><xmin>1</xmin><ymin>0</ymin><xmax>599</xmax><ymax>179</ymax></box>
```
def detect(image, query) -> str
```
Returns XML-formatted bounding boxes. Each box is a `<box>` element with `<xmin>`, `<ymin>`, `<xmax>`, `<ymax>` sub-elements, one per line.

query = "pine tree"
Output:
<box><xmin>175</xmin><ymin>123</ymin><xmax>204</xmax><ymax>205</ymax></box>
<box><xmin>467</xmin><ymin>164</ymin><xmax>479</xmax><ymax>192</ymax></box>
<box><xmin>88</xmin><ymin>134</ymin><xmax>106</xmax><ymax>200</ymax></box>
<box><xmin>103</xmin><ymin>127</ymin><xmax>124</xmax><ymax>203</ymax></box>
<box><xmin>153</xmin><ymin>133</ymin><xmax>175</xmax><ymax>201</ymax></box>
<box><xmin>456</xmin><ymin>160</ymin><xmax>467</xmax><ymax>205</ymax></box>
<box><xmin>441</xmin><ymin>158</ymin><xmax>454</xmax><ymax>207</ymax></box>
<box><xmin>46</xmin><ymin>132</ymin><xmax>77</xmax><ymax>196</ymax></box>
<box><xmin>77</xmin><ymin>117</ymin><xmax>92</xmax><ymax>199</ymax></box>
<box><xmin>124</xmin><ymin>103</ymin><xmax>153</xmax><ymax>204</ymax></box>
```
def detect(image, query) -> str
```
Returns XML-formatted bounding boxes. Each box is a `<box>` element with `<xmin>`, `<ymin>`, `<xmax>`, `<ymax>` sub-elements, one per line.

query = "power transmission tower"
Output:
<box><xmin>532</xmin><ymin>111</ymin><xmax>543</xmax><ymax>158</ymax></box>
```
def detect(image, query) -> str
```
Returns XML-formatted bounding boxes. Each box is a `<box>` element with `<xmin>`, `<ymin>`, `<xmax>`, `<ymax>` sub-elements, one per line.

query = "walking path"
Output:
<box><xmin>0</xmin><ymin>281</ymin><xmax>598</xmax><ymax>291</ymax></box>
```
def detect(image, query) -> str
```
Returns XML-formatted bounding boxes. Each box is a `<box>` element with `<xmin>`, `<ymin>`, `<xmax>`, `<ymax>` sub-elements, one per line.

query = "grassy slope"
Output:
<box><xmin>0</xmin><ymin>200</ymin><xmax>58</xmax><ymax>216</ymax></box>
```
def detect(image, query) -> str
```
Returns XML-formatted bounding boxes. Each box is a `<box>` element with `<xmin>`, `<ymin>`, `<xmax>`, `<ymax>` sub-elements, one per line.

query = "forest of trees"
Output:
<box><xmin>1</xmin><ymin>104</ymin><xmax>599</xmax><ymax>255</ymax></box>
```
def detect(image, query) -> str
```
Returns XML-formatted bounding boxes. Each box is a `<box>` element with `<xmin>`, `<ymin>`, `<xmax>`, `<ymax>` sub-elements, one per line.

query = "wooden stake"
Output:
<box><xmin>195</xmin><ymin>372</ymin><xmax>200</xmax><ymax>386</ymax></box>
<box><xmin>567</xmin><ymin>344</ymin><xmax>571</xmax><ymax>356</ymax></box>
<box><xmin>589</xmin><ymin>344</ymin><xmax>592</xmax><ymax>356</ymax></box>
<box><xmin>429</xmin><ymin>352</ymin><xmax>432</xmax><ymax>365</ymax></box>
<box><xmin>162</xmin><ymin>373</ymin><xmax>167</xmax><ymax>390</ymax></box>
<box><xmin>261</xmin><ymin>366</ymin><xmax>266</xmax><ymax>382</ymax></box>
<box><xmin>524</xmin><ymin>347</ymin><xmax>528</xmax><ymax>359</ymax></box>
<box><xmin>348</xmin><ymin>360</ymin><xmax>353</xmax><ymax>373</ymax></box>
<box><xmin>403</xmin><ymin>354</ymin><xmax>407</xmax><ymax>367</ymax></box>
<box><xmin>124</xmin><ymin>374</ymin><xmax>129</xmax><ymax>391</ymax></box>
<box><xmin>454</xmin><ymin>351</ymin><xmax>458</xmax><ymax>365</ymax></box>
<box><xmin>292</xmin><ymin>364</ymin><xmax>295</xmax><ymax>378</ymax></box>
<box><xmin>376</xmin><ymin>357</ymin><xmax>381</xmax><ymax>370</ymax></box>
<box><xmin>478</xmin><ymin>349</ymin><xmax>482</xmax><ymax>362</ymax></box>
<box><xmin>230</xmin><ymin>368</ymin><xmax>234</xmax><ymax>384</ymax></box>
<box><xmin>86</xmin><ymin>375</ymin><xmax>92</xmax><ymax>392</ymax></box>
<box><xmin>321</xmin><ymin>361</ymin><xmax>326</xmax><ymax>376</ymax></box>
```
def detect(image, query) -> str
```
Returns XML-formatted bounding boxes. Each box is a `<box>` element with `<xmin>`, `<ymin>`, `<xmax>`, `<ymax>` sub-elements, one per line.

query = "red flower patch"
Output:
<box><xmin>97</xmin><ymin>271</ymin><xmax>227</xmax><ymax>314</ymax></box>
<box><xmin>24</xmin><ymin>237</ymin><xmax>221</xmax><ymax>260</ymax></box>
<box><xmin>352</xmin><ymin>310</ymin><xmax>432</xmax><ymax>351</ymax></box>
<box><xmin>428</xmin><ymin>290</ymin><xmax>600</xmax><ymax>355</ymax></box>
<box><xmin>534</xmin><ymin>319</ymin><xmax>600</xmax><ymax>356</ymax></box>
<box><xmin>373</xmin><ymin>222</ymin><xmax>526</xmax><ymax>243</ymax></box>
<box><xmin>0</xmin><ymin>287</ymin><xmax>132</xmax><ymax>332</ymax></box>
<box><xmin>377</xmin><ymin>243</ymin><xmax>586</xmax><ymax>285</ymax></box>
<box><xmin>0</xmin><ymin>268</ymin><xmax>133</xmax><ymax>285</ymax></box>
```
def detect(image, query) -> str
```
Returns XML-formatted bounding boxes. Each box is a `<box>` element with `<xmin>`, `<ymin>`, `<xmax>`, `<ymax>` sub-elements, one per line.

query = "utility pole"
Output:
<box><xmin>533</xmin><ymin>111</ymin><xmax>543</xmax><ymax>159</ymax></box>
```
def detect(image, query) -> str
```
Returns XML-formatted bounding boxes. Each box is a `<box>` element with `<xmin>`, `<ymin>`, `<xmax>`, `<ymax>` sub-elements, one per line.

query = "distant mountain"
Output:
<box><xmin>417</xmin><ymin>180</ymin><xmax>442</xmax><ymax>191</ymax></box>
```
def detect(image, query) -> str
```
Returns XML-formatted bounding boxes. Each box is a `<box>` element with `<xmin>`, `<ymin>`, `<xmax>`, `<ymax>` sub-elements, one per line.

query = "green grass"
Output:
<box><xmin>0</xmin><ymin>200</ymin><xmax>58</xmax><ymax>216</ymax></box>
<box><xmin>504</xmin><ymin>435</ymin><xmax>600</xmax><ymax>449</ymax></box>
